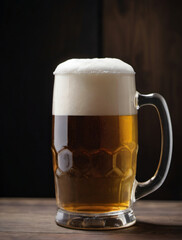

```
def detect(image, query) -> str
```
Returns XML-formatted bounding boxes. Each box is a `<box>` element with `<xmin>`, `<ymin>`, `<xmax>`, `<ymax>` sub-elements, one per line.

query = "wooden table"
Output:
<box><xmin>0</xmin><ymin>199</ymin><xmax>181</xmax><ymax>240</ymax></box>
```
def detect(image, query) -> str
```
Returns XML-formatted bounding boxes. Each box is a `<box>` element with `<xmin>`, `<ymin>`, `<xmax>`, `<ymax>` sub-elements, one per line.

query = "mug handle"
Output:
<box><xmin>134</xmin><ymin>92</ymin><xmax>173</xmax><ymax>200</ymax></box>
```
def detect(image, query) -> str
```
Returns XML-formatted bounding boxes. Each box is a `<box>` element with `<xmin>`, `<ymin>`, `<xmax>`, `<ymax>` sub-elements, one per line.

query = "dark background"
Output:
<box><xmin>1</xmin><ymin>0</ymin><xmax>182</xmax><ymax>199</ymax></box>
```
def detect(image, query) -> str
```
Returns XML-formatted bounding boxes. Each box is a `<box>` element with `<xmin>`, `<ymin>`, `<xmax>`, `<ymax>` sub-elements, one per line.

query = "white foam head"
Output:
<box><xmin>52</xmin><ymin>58</ymin><xmax>137</xmax><ymax>116</ymax></box>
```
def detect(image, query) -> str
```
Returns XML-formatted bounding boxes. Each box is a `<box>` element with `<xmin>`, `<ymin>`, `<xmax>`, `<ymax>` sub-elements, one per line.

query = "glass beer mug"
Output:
<box><xmin>51</xmin><ymin>58</ymin><xmax>172</xmax><ymax>230</ymax></box>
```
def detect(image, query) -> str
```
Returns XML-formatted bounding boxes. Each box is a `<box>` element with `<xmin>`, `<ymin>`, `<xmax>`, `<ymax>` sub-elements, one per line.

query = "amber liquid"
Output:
<box><xmin>52</xmin><ymin>115</ymin><xmax>138</xmax><ymax>213</ymax></box>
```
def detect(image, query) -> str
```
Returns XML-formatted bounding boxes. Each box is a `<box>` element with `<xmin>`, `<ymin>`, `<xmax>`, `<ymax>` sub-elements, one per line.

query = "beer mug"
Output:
<box><xmin>51</xmin><ymin>58</ymin><xmax>172</xmax><ymax>230</ymax></box>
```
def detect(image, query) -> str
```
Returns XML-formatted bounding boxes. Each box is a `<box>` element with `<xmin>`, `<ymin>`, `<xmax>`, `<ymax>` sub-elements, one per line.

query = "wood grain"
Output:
<box><xmin>0</xmin><ymin>199</ymin><xmax>182</xmax><ymax>239</ymax></box>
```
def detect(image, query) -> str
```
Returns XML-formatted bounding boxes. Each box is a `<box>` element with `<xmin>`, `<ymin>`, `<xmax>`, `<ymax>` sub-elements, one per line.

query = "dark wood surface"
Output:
<box><xmin>0</xmin><ymin>199</ymin><xmax>182</xmax><ymax>239</ymax></box>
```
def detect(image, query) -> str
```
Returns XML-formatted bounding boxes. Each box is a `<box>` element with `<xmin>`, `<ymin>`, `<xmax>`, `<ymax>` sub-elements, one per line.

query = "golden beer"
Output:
<box><xmin>52</xmin><ymin>115</ymin><xmax>138</xmax><ymax>213</ymax></box>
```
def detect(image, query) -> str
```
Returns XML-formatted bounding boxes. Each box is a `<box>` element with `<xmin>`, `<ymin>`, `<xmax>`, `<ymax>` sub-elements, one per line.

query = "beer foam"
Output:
<box><xmin>54</xmin><ymin>58</ymin><xmax>135</xmax><ymax>75</ymax></box>
<box><xmin>53</xmin><ymin>58</ymin><xmax>137</xmax><ymax>116</ymax></box>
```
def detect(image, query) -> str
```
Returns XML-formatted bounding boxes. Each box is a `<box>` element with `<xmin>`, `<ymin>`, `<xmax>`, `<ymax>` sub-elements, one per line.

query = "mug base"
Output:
<box><xmin>56</xmin><ymin>208</ymin><xmax>136</xmax><ymax>230</ymax></box>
